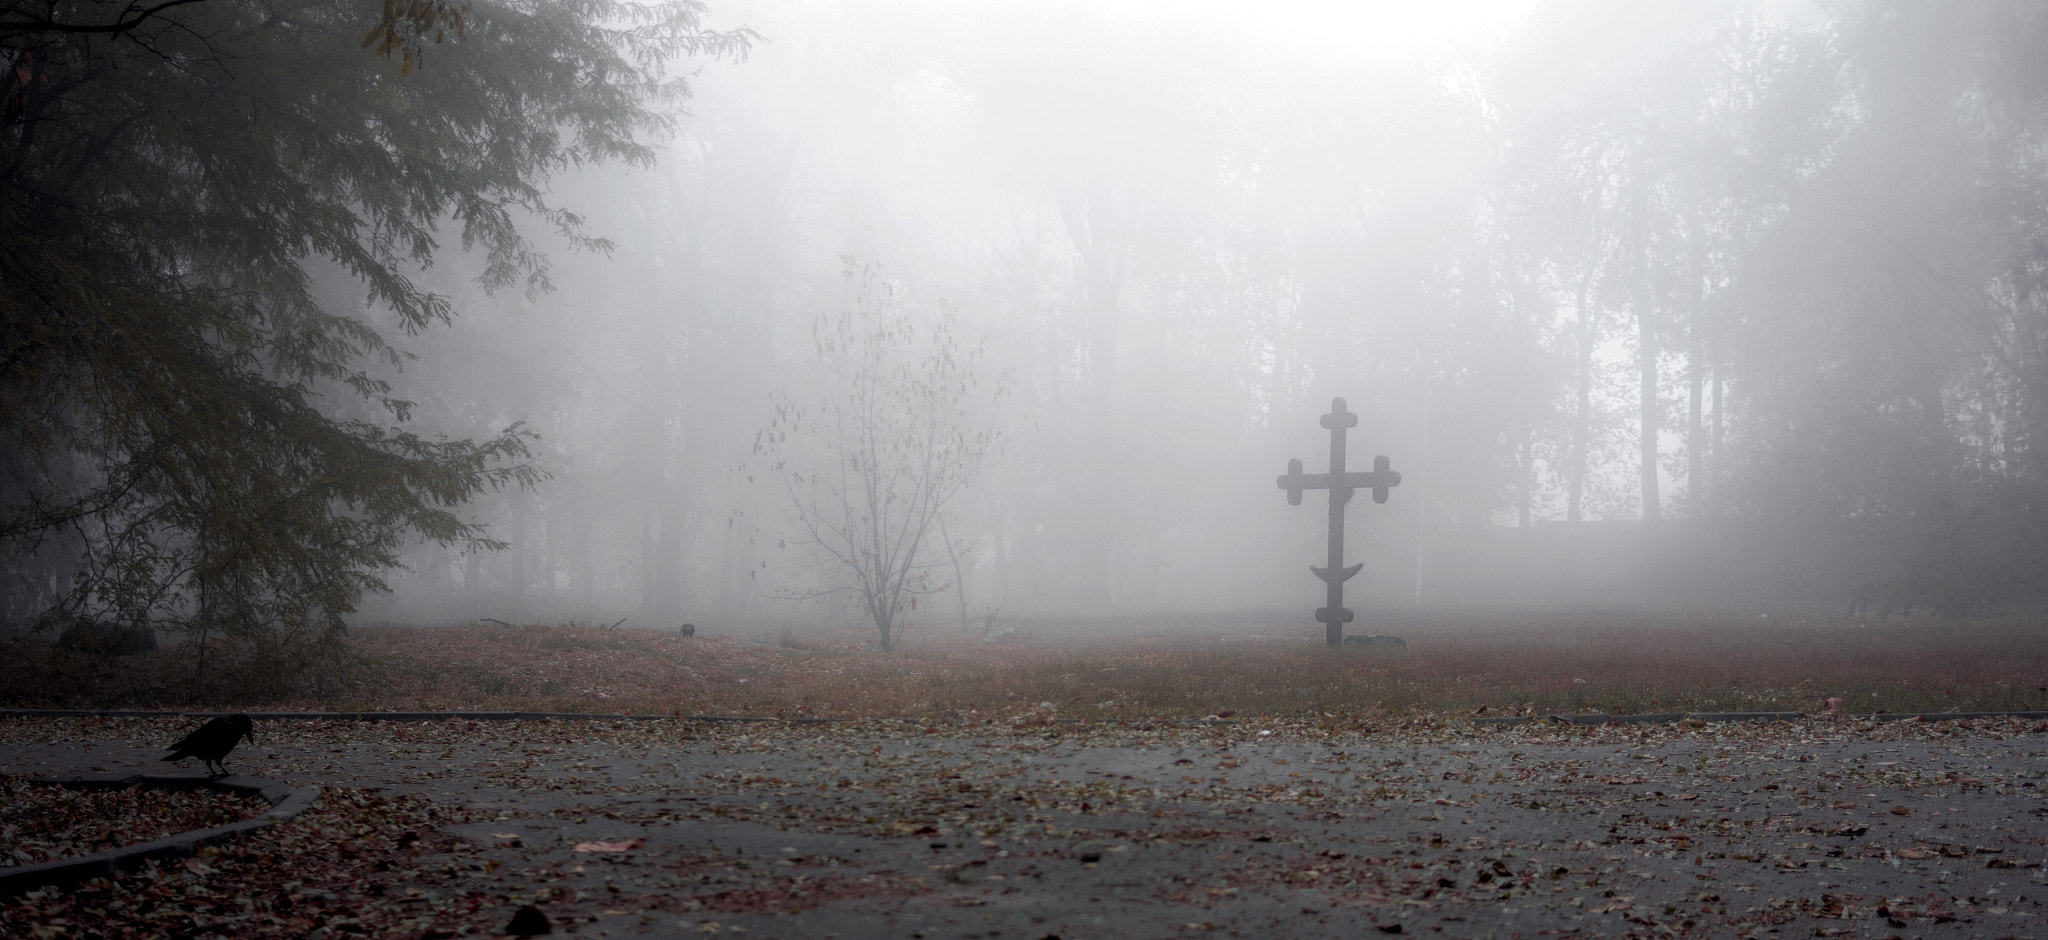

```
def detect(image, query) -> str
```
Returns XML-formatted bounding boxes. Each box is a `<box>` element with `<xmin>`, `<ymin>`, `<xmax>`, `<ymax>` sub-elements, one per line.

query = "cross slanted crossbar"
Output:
<box><xmin>1276</xmin><ymin>397</ymin><xmax>1401</xmax><ymax>646</ymax></box>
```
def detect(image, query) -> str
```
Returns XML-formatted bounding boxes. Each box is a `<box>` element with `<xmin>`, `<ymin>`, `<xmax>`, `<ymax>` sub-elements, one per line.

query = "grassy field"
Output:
<box><xmin>7</xmin><ymin>609</ymin><xmax>2046</xmax><ymax>718</ymax></box>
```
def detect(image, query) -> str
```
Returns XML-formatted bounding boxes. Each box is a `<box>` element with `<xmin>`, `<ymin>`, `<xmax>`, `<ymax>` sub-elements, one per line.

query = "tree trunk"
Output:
<box><xmin>1712</xmin><ymin>367</ymin><xmax>1723</xmax><ymax>512</ymax></box>
<box><xmin>717</xmin><ymin>505</ymin><xmax>743</xmax><ymax>617</ymax></box>
<box><xmin>508</xmin><ymin>488</ymin><xmax>531</xmax><ymax>623</ymax></box>
<box><xmin>1687</xmin><ymin>216</ymin><xmax>1706</xmax><ymax>520</ymax></box>
<box><xmin>572</xmin><ymin>494</ymin><xmax>595</xmax><ymax>615</ymax></box>
<box><xmin>1415</xmin><ymin>380</ymin><xmax>1430</xmax><ymax>606</ymax></box>
<box><xmin>638</xmin><ymin>510</ymin><xmax>656</xmax><ymax>623</ymax></box>
<box><xmin>1689</xmin><ymin>353</ymin><xmax>1705</xmax><ymax>518</ymax></box>
<box><xmin>1059</xmin><ymin>182</ymin><xmax>1133</xmax><ymax>611</ymax></box>
<box><xmin>1634</xmin><ymin>270</ymin><xmax>1662</xmax><ymax>525</ymax></box>
<box><xmin>985</xmin><ymin>488</ymin><xmax>1008</xmax><ymax>618</ymax></box>
<box><xmin>465</xmin><ymin>546</ymin><xmax>484</xmax><ymax>622</ymax></box>
<box><xmin>1569</xmin><ymin>266</ymin><xmax>1595</xmax><ymax>525</ymax></box>
<box><xmin>651</xmin><ymin>495</ymin><xmax>686</xmax><ymax>624</ymax></box>
<box><xmin>1517</xmin><ymin>436</ymin><xmax>1532</xmax><ymax>599</ymax></box>
<box><xmin>871</xmin><ymin>590</ymin><xmax>896</xmax><ymax>651</ymax></box>
<box><xmin>939</xmin><ymin>515</ymin><xmax>970</xmax><ymax>633</ymax></box>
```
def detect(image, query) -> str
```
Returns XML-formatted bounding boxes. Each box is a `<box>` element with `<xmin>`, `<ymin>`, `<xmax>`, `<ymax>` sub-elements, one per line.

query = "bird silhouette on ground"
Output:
<box><xmin>505</xmin><ymin>904</ymin><xmax>552</xmax><ymax>935</ymax></box>
<box><xmin>162</xmin><ymin>714</ymin><xmax>254</xmax><ymax>777</ymax></box>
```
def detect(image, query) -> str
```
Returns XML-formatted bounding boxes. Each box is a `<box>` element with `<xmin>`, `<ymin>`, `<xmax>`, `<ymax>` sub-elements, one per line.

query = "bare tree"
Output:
<box><xmin>759</xmin><ymin>262</ymin><xmax>1001</xmax><ymax>650</ymax></box>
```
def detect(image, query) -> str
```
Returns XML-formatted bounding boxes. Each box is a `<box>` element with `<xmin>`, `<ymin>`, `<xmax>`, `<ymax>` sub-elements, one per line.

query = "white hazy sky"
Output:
<box><xmin>1242</xmin><ymin>0</ymin><xmax>1549</xmax><ymax>56</ymax></box>
<box><xmin>710</xmin><ymin>0</ymin><xmax>1551</xmax><ymax>62</ymax></box>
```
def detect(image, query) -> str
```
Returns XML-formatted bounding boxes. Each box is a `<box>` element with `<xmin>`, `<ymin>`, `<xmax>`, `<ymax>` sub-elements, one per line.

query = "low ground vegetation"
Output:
<box><xmin>3</xmin><ymin>612</ymin><xmax>2042</xmax><ymax>718</ymax></box>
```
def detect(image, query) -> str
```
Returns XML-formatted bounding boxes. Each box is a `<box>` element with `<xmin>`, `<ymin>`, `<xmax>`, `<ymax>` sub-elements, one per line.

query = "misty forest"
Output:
<box><xmin>6</xmin><ymin>0</ymin><xmax>2048</xmax><ymax>696</ymax></box>
<box><xmin>8</xmin><ymin>4</ymin><xmax>2048</xmax><ymax>938</ymax></box>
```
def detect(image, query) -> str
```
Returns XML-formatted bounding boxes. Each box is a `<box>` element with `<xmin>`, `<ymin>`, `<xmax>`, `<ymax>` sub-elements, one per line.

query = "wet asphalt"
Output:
<box><xmin>4</xmin><ymin>716</ymin><xmax>2045</xmax><ymax>938</ymax></box>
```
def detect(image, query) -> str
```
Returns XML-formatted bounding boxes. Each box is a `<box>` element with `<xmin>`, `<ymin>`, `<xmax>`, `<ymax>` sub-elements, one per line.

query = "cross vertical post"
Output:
<box><xmin>1276</xmin><ymin>397</ymin><xmax>1401</xmax><ymax>646</ymax></box>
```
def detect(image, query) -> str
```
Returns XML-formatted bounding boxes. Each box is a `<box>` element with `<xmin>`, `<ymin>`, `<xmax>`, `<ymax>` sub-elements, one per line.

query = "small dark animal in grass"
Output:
<box><xmin>162</xmin><ymin>714</ymin><xmax>254</xmax><ymax>777</ymax></box>
<box><xmin>679</xmin><ymin>622</ymin><xmax>696</xmax><ymax>638</ymax></box>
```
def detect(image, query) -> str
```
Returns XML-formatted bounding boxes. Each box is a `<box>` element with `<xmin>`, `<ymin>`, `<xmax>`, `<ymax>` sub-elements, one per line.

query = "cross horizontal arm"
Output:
<box><xmin>1274</xmin><ymin>470</ymin><xmax>1402</xmax><ymax>492</ymax></box>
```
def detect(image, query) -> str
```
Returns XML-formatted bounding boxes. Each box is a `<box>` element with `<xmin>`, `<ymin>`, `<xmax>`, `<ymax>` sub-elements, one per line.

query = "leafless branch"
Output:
<box><xmin>0</xmin><ymin>0</ymin><xmax>207</xmax><ymax>36</ymax></box>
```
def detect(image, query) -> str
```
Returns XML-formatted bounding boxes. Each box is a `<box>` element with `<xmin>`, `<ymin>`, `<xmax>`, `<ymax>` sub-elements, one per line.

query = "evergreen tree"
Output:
<box><xmin>0</xmin><ymin>0</ymin><xmax>747</xmax><ymax>694</ymax></box>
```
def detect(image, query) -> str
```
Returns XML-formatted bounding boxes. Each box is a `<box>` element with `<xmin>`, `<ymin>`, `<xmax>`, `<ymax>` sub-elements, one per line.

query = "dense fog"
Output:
<box><xmin>333</xmin><ymin>0</ymin><xmax>2048</xmax><ymax>630</ymax></box>
<box><xmin>14</xmin><ymin>0</ymin><xmax>2044</xmax><ymax>642</ymax></box>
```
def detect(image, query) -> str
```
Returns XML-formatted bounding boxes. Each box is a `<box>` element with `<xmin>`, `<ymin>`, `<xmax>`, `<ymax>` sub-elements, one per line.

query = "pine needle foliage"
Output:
<box><xmin>0</xmin><ymin>0</ymin><xmax>749</xmax><ymax>698</ymax></box>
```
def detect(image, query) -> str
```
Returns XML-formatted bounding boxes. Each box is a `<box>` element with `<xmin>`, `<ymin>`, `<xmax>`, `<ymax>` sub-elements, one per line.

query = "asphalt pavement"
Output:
<box><xmin>3</xmin><ymin>715</ymin><xmax>2044</xmax><ymax>938</ymax></box>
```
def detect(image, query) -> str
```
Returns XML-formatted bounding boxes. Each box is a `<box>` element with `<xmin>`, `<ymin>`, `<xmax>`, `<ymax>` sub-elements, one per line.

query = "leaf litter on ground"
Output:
<box><xmin>0</xmin><ymin>783</ymin><xmax>266</xmax><ymax>868</ymax></box>
<box><xmin>0</xmin><ymin>617</ymin><xmax>2044</xmax><ymax>936</ymax></box>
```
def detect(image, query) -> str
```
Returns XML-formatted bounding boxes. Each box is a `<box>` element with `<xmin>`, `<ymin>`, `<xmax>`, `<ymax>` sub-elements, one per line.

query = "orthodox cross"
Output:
<box><xmin>1276</xmin><ymin>397</ymin><xmax>1402</xmax><ymax>646</ymax></box>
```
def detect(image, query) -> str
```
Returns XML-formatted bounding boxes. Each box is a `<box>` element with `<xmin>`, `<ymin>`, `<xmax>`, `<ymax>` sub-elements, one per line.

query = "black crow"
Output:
<box><xmin>162</xmin><ymin>714</ymin><xmax>254</xmax><ymax>777</ymax></box>
<box><xmin>505</xmin><ymin>904</ymin><xmax>552</xmax><ymax>935</ymax></box>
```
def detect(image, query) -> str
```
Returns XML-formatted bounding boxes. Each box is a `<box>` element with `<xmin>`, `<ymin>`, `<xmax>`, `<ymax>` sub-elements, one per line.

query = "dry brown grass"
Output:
<box><xmin>5</xmin><ymin>610</ymin><xmax>2044</xmax><ymax>718</ymax></box>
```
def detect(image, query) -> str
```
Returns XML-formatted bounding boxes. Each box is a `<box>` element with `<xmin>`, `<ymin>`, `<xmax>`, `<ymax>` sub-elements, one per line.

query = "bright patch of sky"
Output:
<box><xmin>1235</xmin><ymin>0</ymin><xmax>1548</xmax><ymax>59</ymax></box>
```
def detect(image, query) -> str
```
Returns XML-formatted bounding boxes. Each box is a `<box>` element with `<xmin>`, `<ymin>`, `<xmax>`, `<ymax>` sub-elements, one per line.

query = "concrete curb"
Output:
<box><xmin>0</xmin><ymin>709</ymin><xmax>685</xmax><ymax>722</ymax></box>
<box><xmin>1474</xmin><ymin>710</ymin><xmax>2048</xmax><ymax>728</ymax></box>
<box><xmin>0</xmin><ymin>773</ymin><xmax>320</xmax><ymax>897</ymax></box>
<box><xmin>0</xmin><ymin>709</ymin><xmax>1245</xmax><ymax>726</ymax></box>
<box><xmin>5</xmin><ymin>707</ymin><xmax>2040</xmax><ymax>729</ymax></box>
